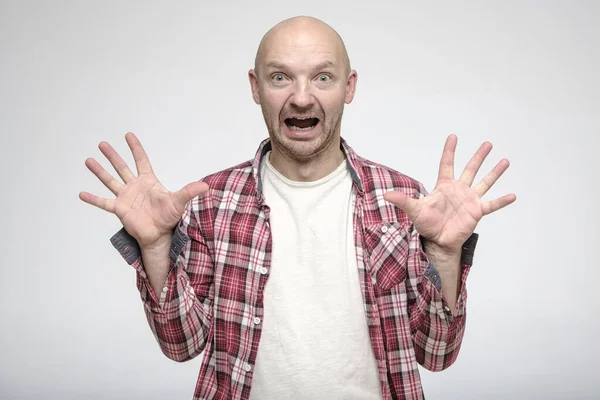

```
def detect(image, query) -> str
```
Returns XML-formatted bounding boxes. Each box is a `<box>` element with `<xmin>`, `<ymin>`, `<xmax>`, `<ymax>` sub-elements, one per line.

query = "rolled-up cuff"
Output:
<box><xmin>110</xmin><ymin>227</ymin><xmax>140</xmax><ymax>265</ymax></box>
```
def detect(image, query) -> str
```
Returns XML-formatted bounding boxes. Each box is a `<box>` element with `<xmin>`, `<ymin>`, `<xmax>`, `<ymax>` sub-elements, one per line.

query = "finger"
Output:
<box><xmin>172</xmin><ymin>181</ymin><xmax>210</xmax><ymax>209</ymax></box>
<box><xmin>383</xmin><ymin>191</ymin><xmax>421</xmax><ymax>222</ymax></box>
<box><xmin>85</xmin><ymin>158</ymin><xmax>123</xmax><ymax>195</ymax></box>
<box><xmin>473</xmin><ymin>158</ymin><xmax>510</xmax><ymax>197</ymax></box>
<box><xmin>459</xmin><ymin>141</ymin><xmax>492</xmax><ymax>186</ymax></box>
<box><xmin>79</xmin><ymin>191</ymin><xmax>116</xmax><ymax>213</ymax></box>
<box><xmin>125</xmin><ymin>132</ymin><xmax>154</xmax><ymax>176</ymax></box>
<box><xmin>437</xmin><ymin>134</ymin><xmax>457</xmax><ymax>182</ymax></box>
<box><xmin>482</xmin><ymin>193</ymin><xmax>517</xmax><ymax>216</ymax></box>
<box><xmin>98</xmin><ymin>141</ymin><xmax>136</xmax><ymax>183</ymax></box>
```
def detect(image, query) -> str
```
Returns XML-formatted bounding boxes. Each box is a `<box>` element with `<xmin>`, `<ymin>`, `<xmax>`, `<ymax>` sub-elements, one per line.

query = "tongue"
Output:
<box><xmin>288</xmin><ymin>118</ymin><xmax>317</xmax><ymax>128</ymax></box>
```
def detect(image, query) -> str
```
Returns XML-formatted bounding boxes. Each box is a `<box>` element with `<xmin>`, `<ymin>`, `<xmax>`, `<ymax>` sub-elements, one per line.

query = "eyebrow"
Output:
<box><xmin>265</xmin><ymin>60</ymin><xmax>337</xmax><ymax>71</ymax></box>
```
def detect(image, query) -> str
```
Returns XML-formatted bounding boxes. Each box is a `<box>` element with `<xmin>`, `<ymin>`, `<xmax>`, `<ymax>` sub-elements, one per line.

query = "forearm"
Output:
<box><xmin>407</xmin><ymin>233</ymin><xmax>472</xmax><ymax>371</ymax></box>
<box><xmin>422</xmin><ymin>242</ymin><xmax>462</xmax><ymax>313</ymax></box>
<box><xmin>140</xmin><ymin>233</ymin><xmax>173</xmax><ymax>297</ymax></box>
<box><xmin>111</xmin><ymin>225</ymin><xmax>213</xmax><ymax>361</ymax></box>
<box><xmin>130</xmin><ymin>230</ymin><xmax>212</xmax><ymax>362</ymax></box>
<box><xmin>408</xmin><ymin>268</ymin><xmax>467</xmax><ymax>371</ymax></box>
<box><xmin>140</xmin><ymin>265</ymin><xmax>212</xmax><ymax>362</ymax></box>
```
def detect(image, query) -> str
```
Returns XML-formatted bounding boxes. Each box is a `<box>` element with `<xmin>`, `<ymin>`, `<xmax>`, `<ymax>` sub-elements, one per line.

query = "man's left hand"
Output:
<box><xmin>384</xmin><ymin>134</ymin><xmax>516</xmax><ymax>258</ymax></box>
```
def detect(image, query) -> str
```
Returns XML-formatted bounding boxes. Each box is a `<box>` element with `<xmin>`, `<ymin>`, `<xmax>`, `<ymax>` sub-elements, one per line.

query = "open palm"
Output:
<box><xmin>79</xmin><ymin>132</ymin><xmax>208</xmax><ymax>248</ymax></box>
<box><xmin>384</xmin><ymin>135</ymin><xmax>516</xmax><ymax>254</ymax></box>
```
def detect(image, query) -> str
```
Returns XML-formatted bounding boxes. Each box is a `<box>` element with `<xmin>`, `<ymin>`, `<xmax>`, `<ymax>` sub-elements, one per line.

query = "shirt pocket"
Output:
<box><xmin>363</xmin><ymin>221</ymin><xmax>411</xmax><ymax>291</ymax></box>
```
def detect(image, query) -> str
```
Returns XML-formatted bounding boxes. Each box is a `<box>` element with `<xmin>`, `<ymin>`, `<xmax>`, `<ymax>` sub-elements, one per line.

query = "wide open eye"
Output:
<box><xmin>272</xmin><ymin>73</ymin><xmax>285</xmax><ymax>82</ymax></box>
<box><xmin>317</xmin><ymin>74</ymin><xmax>331</xmax><ymax>82</ymax></box>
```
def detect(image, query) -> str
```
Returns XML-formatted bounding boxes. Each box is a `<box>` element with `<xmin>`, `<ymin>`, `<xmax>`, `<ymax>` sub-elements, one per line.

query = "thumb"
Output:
<box><xmin>173</xmin><ymin>181</ymin><xmax>209</xmax><ymax>208</ymax></box>
<box><xmin>383</xmin><ymin>191</ymin><xmax>420</xmax><ymax>220</ymax></box>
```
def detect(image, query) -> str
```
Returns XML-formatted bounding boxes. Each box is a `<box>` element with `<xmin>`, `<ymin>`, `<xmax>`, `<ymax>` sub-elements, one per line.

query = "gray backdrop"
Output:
<box><xmin>1</xmin><ymin>0</ymin><xmax>598</xmax><ymax>399</ymax></box>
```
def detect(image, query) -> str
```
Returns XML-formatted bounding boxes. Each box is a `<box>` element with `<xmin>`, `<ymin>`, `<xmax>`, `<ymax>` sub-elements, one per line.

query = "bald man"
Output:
<box><xmin>81</xmin><ymin>16</ymin><xmax>515</xmax><ymax>400</ymax></box>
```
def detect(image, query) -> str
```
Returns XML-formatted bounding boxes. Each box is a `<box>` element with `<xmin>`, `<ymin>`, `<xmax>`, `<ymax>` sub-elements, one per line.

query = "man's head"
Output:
<box><xmin>249</xmin><ymin>16</ymin><xmax>357</xmax><ymax>163</ymax></box>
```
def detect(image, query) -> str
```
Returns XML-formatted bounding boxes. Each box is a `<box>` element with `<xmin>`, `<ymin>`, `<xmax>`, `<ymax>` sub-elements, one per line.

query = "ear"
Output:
<box><xmin>248</xmin><ymin>69</ymin><xmax>261</xmax><ymax>105</ymax></box>
<box><xmin>344</xmin><ymin>69</ymin><xmax>358</xmax><ymax>104</ymax></box>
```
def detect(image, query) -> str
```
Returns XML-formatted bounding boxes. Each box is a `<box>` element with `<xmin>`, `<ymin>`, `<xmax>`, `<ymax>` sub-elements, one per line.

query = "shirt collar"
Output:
<box><xmin>252</xmin><ymin>137</ymin><xmax>364</xmax><ymax>199</ymax></box>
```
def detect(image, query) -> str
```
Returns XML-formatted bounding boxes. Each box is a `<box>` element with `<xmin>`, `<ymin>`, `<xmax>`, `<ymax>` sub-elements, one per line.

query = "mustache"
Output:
<box><xmin>280</xmin><ymin>106</ymin><xmax>323</xmax><ymax>119</ymax></box>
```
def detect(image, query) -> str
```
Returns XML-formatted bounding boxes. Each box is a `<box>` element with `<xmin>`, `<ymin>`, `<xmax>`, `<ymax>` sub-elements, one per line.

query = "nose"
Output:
<box><xmin>289</xmin><ymin>80</ymin><xmax>314</xmax><ymax>109</ymax></box>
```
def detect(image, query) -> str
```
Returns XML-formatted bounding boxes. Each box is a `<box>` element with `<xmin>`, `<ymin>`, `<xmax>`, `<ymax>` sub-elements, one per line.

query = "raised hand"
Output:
<box><xmin>384</xmin><ymin>135</ymin><xmax>516</xmax><ymax>255</ymax></box>
<box><xmin>79</xmin><ymin>132</ymin><xmax>209</xmax><ymax>249</ymax></box>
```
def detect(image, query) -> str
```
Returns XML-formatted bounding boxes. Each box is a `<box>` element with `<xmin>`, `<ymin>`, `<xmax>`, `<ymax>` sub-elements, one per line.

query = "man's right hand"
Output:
<box><xmin>79</xmin><ymin>132</ymin><xmax>209</xmax><ymax>250</ymax></box>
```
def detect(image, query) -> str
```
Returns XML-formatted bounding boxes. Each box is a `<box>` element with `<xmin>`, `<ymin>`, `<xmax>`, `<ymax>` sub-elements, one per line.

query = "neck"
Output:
<box><xmin>269</xmin><ymin>137</ymin><xmax>345</xmax><ymax>182</ymax></box>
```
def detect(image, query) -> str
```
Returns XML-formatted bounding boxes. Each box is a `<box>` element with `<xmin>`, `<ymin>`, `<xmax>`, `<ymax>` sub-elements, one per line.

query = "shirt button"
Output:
<box><xmin>371</xmin><ymin>277</ymin><xmax>377</xmax><ymax>285</ymax></box>
<box><xmin>381</xmin><ymin>225</ymin><xmax>388</xmax><ymax>233</ymax></box>
<box><xmin>162</xmin><ymin>287</ymin><xmax>168</xmax><ymax>293</ymax></box>
<box><xmin>260</xmin><ymin>267</ymin><xmax>268</xmax><ymax>275</ymax></box>
<box><xmin>244</xmin><ymin>364</ymin><xmax>252</xmax><ymax>372</ymax></box>
<box><xmin>253</xmin><ymin>317</ymin><xmax>261</xmax><ymax>325</ymax></box>
<box><xmin>444</xmin><ymin>306</ymin><xmax>451</xmax><ymax>313</ymax></box>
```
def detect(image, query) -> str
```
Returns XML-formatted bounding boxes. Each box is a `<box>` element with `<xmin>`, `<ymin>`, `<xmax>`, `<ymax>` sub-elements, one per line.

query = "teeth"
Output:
<box><xmin>289</xmin><ymin>125</ymin><xmax>316</xmax><ymax>131</ymax></box>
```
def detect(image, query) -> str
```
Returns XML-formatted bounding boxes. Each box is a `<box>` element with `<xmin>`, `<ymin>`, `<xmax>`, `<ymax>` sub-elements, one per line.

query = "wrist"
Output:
<box><xmin>422</xmin><ymin>239</ymin><xmax>462</xmax><ymax>277</ymax></box>
<box><xmin>422</xmin><ymin>239</ymin><xmax>461</xmax><ymax>262</ymax></box>
<box><xmin>141</xmin><ymin>233</ymin><xmax>173</xmax><ymax>254</ymax></box>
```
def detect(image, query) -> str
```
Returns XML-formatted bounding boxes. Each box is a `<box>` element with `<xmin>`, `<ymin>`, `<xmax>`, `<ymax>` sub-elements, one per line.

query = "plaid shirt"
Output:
<box><xmin>111</xmin><ymin>137</ymin><xmax>478</xmax><ymax>400</ymax></box>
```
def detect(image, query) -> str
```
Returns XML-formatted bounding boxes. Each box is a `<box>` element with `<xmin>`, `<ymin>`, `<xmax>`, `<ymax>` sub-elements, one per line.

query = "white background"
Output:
<box><xmin>1</xmin><ymin>0</ymin><xmax>598</xmax><ymax>399</ymax></box>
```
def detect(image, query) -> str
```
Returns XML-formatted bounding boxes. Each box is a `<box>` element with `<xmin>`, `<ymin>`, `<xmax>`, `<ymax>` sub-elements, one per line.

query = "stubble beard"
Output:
<box><xmin>261</xmin><ymin>105</ymin><xmax>344</xmax><ymax>163</ymax></box>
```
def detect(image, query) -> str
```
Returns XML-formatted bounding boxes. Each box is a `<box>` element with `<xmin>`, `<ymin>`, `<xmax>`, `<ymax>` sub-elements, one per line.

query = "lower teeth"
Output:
<box><xmin>289</xmin><ymin>125</ymin><xmax>315</xmax><ymax>131</ymax></box>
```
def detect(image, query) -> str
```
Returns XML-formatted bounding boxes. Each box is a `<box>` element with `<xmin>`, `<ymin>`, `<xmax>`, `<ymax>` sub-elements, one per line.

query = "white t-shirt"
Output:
<box><xmin>249</xmin><ymin>152</ymin><xmax>382</xmax><ymax>399</ymax></box>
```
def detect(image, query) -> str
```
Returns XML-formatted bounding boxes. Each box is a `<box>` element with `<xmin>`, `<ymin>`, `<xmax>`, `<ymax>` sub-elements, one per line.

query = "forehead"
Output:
<box><xmin>260</xmin><ymin>26</ymin><xmax>344</xmax><ymax>70</ymax></box>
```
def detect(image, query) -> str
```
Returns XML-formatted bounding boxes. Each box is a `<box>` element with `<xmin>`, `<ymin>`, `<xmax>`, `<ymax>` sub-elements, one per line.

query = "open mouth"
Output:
<box><xmin>284</xmin><ymin>117</ymin><xmax>320</xmax><ymax>131</ymax></box>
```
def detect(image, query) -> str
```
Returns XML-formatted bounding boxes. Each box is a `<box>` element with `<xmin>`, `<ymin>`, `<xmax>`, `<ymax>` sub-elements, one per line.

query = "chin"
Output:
<box><xmin>273</xmin><ymin>127</ymin><xmax>335</xmax><ymax>161</ymax></box>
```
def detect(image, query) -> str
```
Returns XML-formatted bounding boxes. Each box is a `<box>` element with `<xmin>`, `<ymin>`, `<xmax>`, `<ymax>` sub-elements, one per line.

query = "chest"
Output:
<box><xmin>210</xmin><ymin>192</ymin><xmax>412</xmax><ymax>311</ymax></box>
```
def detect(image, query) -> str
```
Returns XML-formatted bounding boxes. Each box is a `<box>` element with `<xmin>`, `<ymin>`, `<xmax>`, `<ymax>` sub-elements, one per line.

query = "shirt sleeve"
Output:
<box><xmin>405</xmin><ymin>229</ymin><xmax>479</xmax><ymax>371</ymax></box>
<box><xmin>110</xmin><ymin>199</ymin><xmax>215</xmax><ymax>362</ymax></box>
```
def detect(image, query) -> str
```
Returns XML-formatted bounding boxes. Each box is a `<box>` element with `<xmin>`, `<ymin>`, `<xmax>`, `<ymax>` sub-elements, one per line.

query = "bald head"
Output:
<box><xmin>254</xmin><ymin>16</ymin><xmax>351</xmax><ymax>76</ymax></box>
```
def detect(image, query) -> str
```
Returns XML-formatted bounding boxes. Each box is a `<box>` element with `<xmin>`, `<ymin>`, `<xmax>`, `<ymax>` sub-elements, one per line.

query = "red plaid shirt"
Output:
<box><xmin>111</xmin><ymin>137</ymin><xmax>478</xmax><ymax>400</ymax></box>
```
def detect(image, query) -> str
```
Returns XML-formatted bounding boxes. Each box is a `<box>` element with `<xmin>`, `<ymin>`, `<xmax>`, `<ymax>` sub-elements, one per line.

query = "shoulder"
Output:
<box><xmin>183</xmin><ymin>159</ymin><xmax>257</xmax><ymax>215</ymax></box>
<box><xmin>183</xmin><ymin>159</ymin><xmax>258</xmax><ymax>235</ymax></box>
<box><xmin>199</xmin><ymin>160</ymin><xmax>255</xmax><ymax>195</ymax></box>
<box><xmin>356</xmin><ymin>155</ymin><xmax>428</xmax><ymax>199</ymax></box>
<box><xmin>350</xmin><ymin>154</ymin><xmax>429</xmax><ymax>226</ymax></box>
